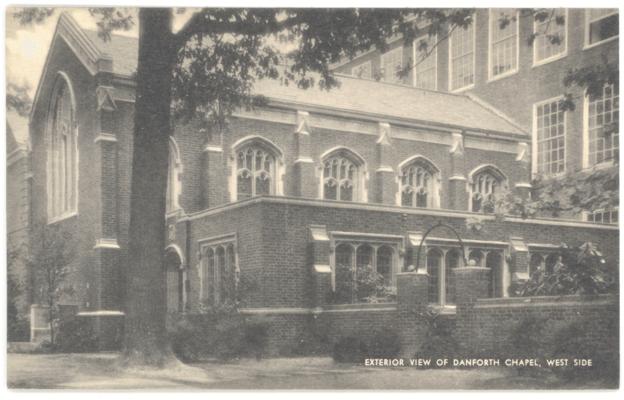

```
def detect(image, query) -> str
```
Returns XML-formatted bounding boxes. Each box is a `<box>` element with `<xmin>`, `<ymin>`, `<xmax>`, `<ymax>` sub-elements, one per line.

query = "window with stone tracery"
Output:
<box><xmin>470</xmin><ymin>167</ymin><xmax>505</xmax><ymax>213</ymax></box>
<box><xmin>322</xmin><ymin>151</ymin><xmax>362</xmax><ymax>201</ymax></box>
<box><xmin>236</xmin><ymin>145</ymin><xmax>276</xmax><ymax>200</ymax></box>
<box><xmin>199</xmin><ymin>241</ymin><xmax>238</xmax><ymax>307</ymax></box>
<box><xmin>400</xmin><ymin>159</ymin><xmax>439</xmax><ymax>208</ymax></box>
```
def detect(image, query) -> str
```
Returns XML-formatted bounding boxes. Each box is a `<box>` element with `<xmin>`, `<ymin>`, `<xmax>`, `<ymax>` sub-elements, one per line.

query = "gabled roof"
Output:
<box><xmin>44</xmin><ymin>13</ymin><xmax>528</xmax><ymax>137</ymax></box>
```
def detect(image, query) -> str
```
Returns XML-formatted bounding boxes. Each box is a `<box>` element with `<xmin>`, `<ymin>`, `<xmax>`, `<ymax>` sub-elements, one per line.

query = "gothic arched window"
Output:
<box><xmin>322</xmin><ymin>149</ymin><xmax>364</xmax><ymax>201</ymax></box>
<box><xmin>469</xmin><ymin>166</ymin><xmax>506</xmax><ymax>213</ymax></box>
<box><xmin>233</xmin><ymin>138</ymin><xmax>282</xmax><ymax>201</ymax></box>
<box><xmin>47</xmin><ymin>74</ymin><xmax>78</xmax><ymax>220</ymax></box>
<box><xmin>400</xmin><ymin>157</ymin><xmax>440</xmax><ymax>208</ymax></box>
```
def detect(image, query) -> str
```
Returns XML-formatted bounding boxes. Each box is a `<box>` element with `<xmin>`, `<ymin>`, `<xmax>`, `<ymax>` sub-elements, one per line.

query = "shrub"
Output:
<box><xmin>54</xmin><ymin>317</ymin><xmax>98</xmax><ymax>353</ymax></box>
<box><xmin>506</xmin><ymin>316</ymin><xmax>550</xmax><ymax>376</ymax></box>
<box><xmin>413</xmin><ymin>310</ymin><xmax>460</xmax><ymax>363</ymax></box>
<box><xmin>368</xmin><ymin>329</ymin><xmax>401</xmax><ymax>358</ymax></box>
<box><xmin>8</xmin><ymin>317</ymin><xmax>30</xmax><ymax>342</ymax></box>
<box><xmin>332</xmin><ymin>336</ymin><xmax>368</xmax><ymax>363</ymax></box>
<box><xmin>331</xmin><ymin>263</ymin><xmax>394</xmax><ymax>304</ymax></box>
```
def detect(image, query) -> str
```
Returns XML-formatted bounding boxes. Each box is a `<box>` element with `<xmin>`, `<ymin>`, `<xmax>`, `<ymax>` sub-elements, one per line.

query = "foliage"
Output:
<box><xmin>332</xmin><ymin>336</ymin><xmax>368</xmax><ymax>364</ymax></box>
<box><xmin>54</xmin><ymin>317</ymin><xmax>99</xmax><ymax>353</ymax></box>
<box><xmin>413</xmin><ymin>309</ymin><xmax>460</xmax><ymax>362</ymax></box>
<box><xmin>330</xmin><ymin>263</ymin><xmax>394</xmax><ymax>304</ymax></box>
<box><xmin>506</xmin><ymin>316</ymin><xmax>550</xmax><ymax>376</ymax></box>
<box><xmin>26</xmin><ymin>224</ymin><xmax>76</xmax><ymax>346</ymax></box>
<box><xmin>6</xmin><ymin>82</ymin><xmax>32</xmax><ymax>116</ymax></box>
<box><xmin>512</xmin><ymin>242</ymin><xmax>617</xmax><ymax>297</ymax></box>
<box><xmin>168</xmin><ymin>303</ymin><xmax>269</xmax><ymax>362</ymax></box>
<box><xmin>368</xmin><ymin>329</ymin><xmax>401</xmax><ymax>358</ymax></box>
<box><xmin>7</xmin><ymin>246</ymin><xmax>30</xmax><ymax>342</ymax></box>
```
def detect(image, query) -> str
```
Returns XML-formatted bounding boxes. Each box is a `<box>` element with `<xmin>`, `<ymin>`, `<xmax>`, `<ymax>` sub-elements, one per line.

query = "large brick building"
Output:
<box><xmin>14</xmin><ymin>11</ymin><xmax>619</xmax><ymax>350</ymax></box>
<box><xmin>334</xmin><ymin>8</ymin><xmax>619</xmax><ymax>223</ymax></box>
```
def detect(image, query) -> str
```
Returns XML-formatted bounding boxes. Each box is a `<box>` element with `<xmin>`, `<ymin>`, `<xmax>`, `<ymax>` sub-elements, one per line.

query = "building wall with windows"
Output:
<box><xmin>333</xmin><ymin>8</ymin><xmax>619</xmax><ymax>223</ymax></box>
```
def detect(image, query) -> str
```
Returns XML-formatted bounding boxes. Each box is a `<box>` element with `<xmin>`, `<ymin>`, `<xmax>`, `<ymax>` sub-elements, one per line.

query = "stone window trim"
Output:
<box><xmin>449</xmin><ymin>12</ymin><xmax>476</xmax><ymax>92</ymax></box>
<box><xmin>228</xmin><ymin>135</ymin><xmax>285</xmax><ymax>202</ymax></box>
<box><xmin>329</xmin><ymin>231</ymin><xmax>405</xmax><ymax>293</ymax></box>
<box><xmin>412</xmin><ymin>33</ymin><xmax>438</xmax><ymax>90</ymax></box>
<box><xmin>532</xmin><ymin>8</ymin><xmax>568</xmax><ymax>67</ymax></box>
<box><xmin>466</xmin><ymin>164</ymin><xmax>508</xmax><ymax>213</ymax></box>
<box><xmin>396</xmin><ymin>154</ymin><xmax>441</xmax><ymax>209</ymax></box>
<box><xmin>488</xmin><ymin>8</ymin><xmax>520</xmax><ymax>82</ymax></box>
<box><xmin>532</xmin><ymin>95</ymin><xmax>567</xmax><ymax>177</ymax></box>
<box><xmin>166</xmin><ymin>136</ymin><xmax>183</xmax><ymax>215</ymax></box>
<box><xmin>318</xmin><ymin>146</ymin><xmax>368</xmax><ymax>203</ymax></box>
<box><xmin>197</xmin><ymin>233</ymin><xmax>239</xmax><ymax>307</ymax></box>
<box><xmin>584</xmin><ymin>9</ymin><xmax>619</xmax><ymax>49</ymax></box>
<box><xmin>46</xmin><ymin>71</ymin><xmax>79</xmax><ymax>224</ymax></box>
<box><xmin>582</xmin><ymin>84</ymin><xmax>619</xmax><ymax>169</ymax></box>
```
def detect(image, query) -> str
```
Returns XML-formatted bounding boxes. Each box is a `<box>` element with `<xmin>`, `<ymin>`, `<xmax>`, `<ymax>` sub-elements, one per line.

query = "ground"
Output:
<box><xmin>6</xmin><ymin>353</ymin><xmax>613</xmax><ymax>389</ymax></box>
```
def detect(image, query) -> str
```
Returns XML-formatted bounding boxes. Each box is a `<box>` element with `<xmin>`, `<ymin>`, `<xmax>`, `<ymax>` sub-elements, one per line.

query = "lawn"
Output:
<box><xmin>6</xmin><ymin>353</ymin><xmax>610</xmax><ymax>390</ymax></box>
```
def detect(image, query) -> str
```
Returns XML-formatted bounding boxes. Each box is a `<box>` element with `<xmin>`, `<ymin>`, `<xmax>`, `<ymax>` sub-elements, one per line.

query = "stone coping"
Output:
<box><xmin>474</xmin><ymin>294</ymin><xmax>617</xmax><ymax>308</ymax></box>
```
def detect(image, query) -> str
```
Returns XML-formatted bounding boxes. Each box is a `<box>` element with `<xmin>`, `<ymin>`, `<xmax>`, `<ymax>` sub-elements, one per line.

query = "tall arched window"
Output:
<box><xmin>47</xmin><ymin>73</ymin><xmax>78</xmax><ymax>220</ymax></box>
<box><xmin>322</xmin><ymin>148</ymin><xmax>365</xmax><ymax>201</ymax></box>
<box><xmin>232</xmin><ymin>137</ymin><xmax>283</xmax><ymax>201</ymax></box>
<box><xmin>377</xmin><ymin>246</ymin><xmax>394</xmax><ymax>286</ymax></box>
<box><xmin>469</xmin><ymin>166</ymin><xmax>506</xmax><ymax>213</ymax></box>
<box><xmin>166</xmin><ymin>138</ymin><xmax>182</xmax><ymax>213</ymax></box>
<box><xmin>399</xmin><ymin>156</ymin><xmax>440</xmax><ymax>208</ymax></box>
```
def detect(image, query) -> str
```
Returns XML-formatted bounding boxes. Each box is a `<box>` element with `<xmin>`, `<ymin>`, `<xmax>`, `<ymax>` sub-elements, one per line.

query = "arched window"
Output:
<box><xmin>444</xmin><ymin>249</ymin><xmax>462</xmax><ymax>304</ymax></box>
<box><xmin>166</xmin><ymin>138</ymin><xmax>182</xmax><ymax>213</ymax></box>
<box><xmin>469</xmin><ymin>166</ymin><xmax>506</xmax><ymax>213</ymax></box>
<box><xmin>469</xmin><ymin>249</ymin><xmax>484</xmax><ymax>267</ymax></box>
<box><xmin>399</xmin><ymin>157</ymin><xmax>440</xmax><ymax>208</ymax></box>
<box><xmin>426</xmin><ymin>248</ymin><xmax>443</xmax><ymax>304</ymax></box>
<box><xmin>232</xmin><ymin>137</ymin><xmax>283</xmax><ymax>201</ymax></box>
<box><xmin>47</xmin><ymin>73</ymin><xmax>78</xmax><ymax>220</ymax></box>
<box><xmin>486</xmin><ymin>252</ymin><xmax>504</xmax><ymax>298</ymax></box>
<box><xmin>322</xmin><ymin>148</ymin><xmax>365</xmax><ymax>201</ymax></box>
<box><xmin>377</xmin><ymin>245</ymin><xmax>394</xmax><ymax>286</ymax></box>
<box><xmin>334</xmin><ymin>243</ymin><xmax>355</xmax><ymax>304</ymax></box>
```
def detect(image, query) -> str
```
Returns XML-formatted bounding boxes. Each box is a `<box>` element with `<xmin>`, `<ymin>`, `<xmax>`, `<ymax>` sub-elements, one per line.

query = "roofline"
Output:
<box><xmin>466</xmin><ymin>93</ymin><xmax>528</xmax><ymax>134</ymax></box>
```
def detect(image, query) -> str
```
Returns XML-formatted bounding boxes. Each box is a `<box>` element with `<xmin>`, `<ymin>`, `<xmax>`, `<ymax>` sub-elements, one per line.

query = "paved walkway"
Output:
<box><xmin>6</xmin><ymin>353</ymin><xmax>598</xmax><ymax>390</ymax></box>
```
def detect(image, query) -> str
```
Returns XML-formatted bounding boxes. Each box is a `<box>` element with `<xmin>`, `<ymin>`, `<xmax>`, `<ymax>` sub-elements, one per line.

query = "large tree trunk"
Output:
<box><xmin>122</xmin><ymin>8</ymin><xmax>177</xmax><ymax>367</ymax></box>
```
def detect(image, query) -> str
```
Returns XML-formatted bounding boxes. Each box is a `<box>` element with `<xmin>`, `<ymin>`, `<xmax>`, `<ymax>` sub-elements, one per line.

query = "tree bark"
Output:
<box><xmin>122</xmin><ymin>8</ymin><xmax>177</xmax><ymax>367</ymax></box>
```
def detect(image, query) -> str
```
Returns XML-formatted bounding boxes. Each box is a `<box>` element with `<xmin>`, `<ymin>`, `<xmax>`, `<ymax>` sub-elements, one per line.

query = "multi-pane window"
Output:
<box><xmin>166</xmin><ymin>139</ymin><xmax>181</xmax><ymax>212</ymax></box>
<box><xmin>351</xmin><ymin>61</ymin><xmax>372</xmax><ymax>79</ymax></box>
<box><xmin>535</xmin><ymin>99</ymin><xmax>566</xmax><ymax>175</ymax></box>
<box><xmin>471</xmin><ymin>168</ymin><xmax>504</xmax><ymax>213</ymax></box>
<box><xmin>323</xmin><ymin>151</ymin><xmax>362</xmax><ymax>201</ymax></box>
<box><xmin>47</xmin><ymin>77</ymin><xmax>78</xmax><ymax>220</ymax></box>
<box><xmin>236</xmin><ymin>145</ymin><xmax>276</xmax><ymax>200</ymax></box>
<box><xmin>200</xmin><ymin>241</ymin><xmax>238</xmax><ymax>307</ymax></box>
<box><xmin>534</xmin><ymin>8</ymin><xmax>567</xmax><ymax>64</ymax></box>
<box><xmin>413</xmin><ymin>35</ymin><xmax>437</xmax><ymax>90</ymax></box>
<box><xmin>449</xmin><ymin>18</ymin><xmax>475</xmax><ymax>90</ymax></box>
<box><xmin>400</xmin><ymin>160</ymin><xmax>439</xmax><ymax>208</ymax></box>
<box><xmin>332</xmin><ymin>240</ymin><xmax>399</xmax><ymax>304</ymax></box>
<box><xmin>587</xmin><ymin>84</ymin><xmax>619</xmax><ymax>166</ymax></box>
<box><xmin>587</xmin><ymin>209</ymin><xmax>619</xmax><ymax>225</ymax></box>
<box><xmin>381</xmin><ymin>46</ymin><xmax>403</xmax><ymax>83</ymax></box>
<box><xmin>586</xmin><ymin>9</ymin><xmax>618</xmax><ymax>46</ymax></box>
<box><xmin>489</xmin><ymin>9</ymin><xmax>518</xmax><ymax>78</ymax></box>
<box><xmin>426</xmin><ymin>247</ymin><xmax>463</xmax><ymax>305</ymax></box>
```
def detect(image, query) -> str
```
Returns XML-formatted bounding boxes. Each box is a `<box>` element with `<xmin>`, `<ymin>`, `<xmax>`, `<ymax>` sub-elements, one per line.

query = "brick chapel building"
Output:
<box><xmin>13</xmin><ymin>12</ymin><xmax>619</xmax><ymax>350</ymax></box>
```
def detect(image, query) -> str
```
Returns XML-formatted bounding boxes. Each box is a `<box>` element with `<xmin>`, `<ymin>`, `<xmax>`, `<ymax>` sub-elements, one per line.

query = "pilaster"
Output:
<box><xmin>514</xmin><ymin>142</ymin><xmax>532</xmax><ymax>200</ymax></box>
<box><xmin>309</xmin><ymin>225</ymin><xmax>331</xmax><ymax>307</ymax></box>
<box><xmin>293</xmin><ymin>111</ymin><xmax>317</xmax><ymax>198</ymax></box>
<box><xmin>375</xmin><ymin>122</ymin><xmax>397</xmax><ymax>204</ymax></box>
<box><xmin>448</xmin><ymin>130</ymin><xmax>467</xmax><ymax>210</ymax></box>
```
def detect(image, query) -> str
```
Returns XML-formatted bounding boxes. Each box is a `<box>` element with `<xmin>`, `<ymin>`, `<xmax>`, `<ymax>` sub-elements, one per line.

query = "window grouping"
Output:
<box><xmin>322</xmin><ymin>152</ymin><xmax>361</xmax><ymax>201</ymax></box>
<box><xmin>413</xmin><ymin>35</ymin><xmax>437</xmax><ymax>90</ymax></box>
<box><xmin>449</xmin><ymin>17</ymin><xmax>475</xmax><ymax>91</ymax></box>
<box><xmin>587</xmin><ymin>84</ymin><xmax>619</xmax><ymax>166</ymax></box>
<box><xmin>586</xmin><ymin>209</ymin><xmax>619</xmax><ymax>225</ymax></box>
<box><xmin>535</xmin><ymin>99</ymin><xmax>566</xmax><ymax>175</ymax></box>
<box><xmin>400</xmin><ymin>160</ymin><xmax>438</xmax><ymax>208</ymax></box>
<box><xmin>471</xmin><ymin>168</ymin><xmax>504</xmax><ymax>213</ymax></box>
<box><xmin>534</xmin><ymin>8</ymin><xmax>567</xmax><ymax>64</ymax></box>
<box><xmin>586</xmin><ymin>9</ymin><xmax>619</xmax><ymax>46</ymax></box>
<box><xmin>47</xmin><ymin>75</ymin><xmax>78</xmax><ymax>220</ymax></box>
<box><xmin>381</xmin><ymin>46</ymin><xmax>403</xmax><ymax>84</ymax></box>
<box><xmin>236</xmin><ymin>145</ymin><xmax>277</xmax><ymax>200</ymax></box>
<box><xmin>351</xmin><ymin>61</ymin><xmax>372</xmax><ymax>79</ymax></box>
<box><xmin>489</xmin><ymin>9</ymin><xmax>518</xmax><ymax>78</ymax></box>
<box><xmin>199</xmin><ymin>242</ymin><xmax>237</xmax><ymax>307</ymax></box>
<box><xmin>333</xmin><ymin>241</ymin><xmax>398</xmax><ymax>304</ymax></box>
<box><xmin>529</xmin><ymin>252</ymin><xmax>561</xmax><ymax>275</ymax></box>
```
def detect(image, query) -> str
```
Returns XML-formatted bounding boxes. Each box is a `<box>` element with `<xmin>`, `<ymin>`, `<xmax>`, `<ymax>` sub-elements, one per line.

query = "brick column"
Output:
<box><xmin>396</xmin><ymin>271</ymin><xmax>429</xmax><ymax>355</ymax></box>
<box><xmin>448</xmin><ymin>131</ymin><xmax>467</xmax><ymax>210</ymax></box>
<box><xmin>514</xmin><ymin>142</ymin><xmax>532</xmax><ymax>200</ymax></box>
<box><xmin>309</xmin><ymin>225</ymin><xmax>331</xmax><ymax>307</ymax></box>
<box><xmin>201</xmin><ymin>143</ymin><xmax>225</xmax><ymax>208</ymax></box>
<box><xmin>293</xmin><ymin>111</ymin><xmax>317</xmax><ymax>198</ymax></box>
<box><xmin>375</xmin><ymin>122</ymin><xmax>397</xmax><ymax>204</ymax></box>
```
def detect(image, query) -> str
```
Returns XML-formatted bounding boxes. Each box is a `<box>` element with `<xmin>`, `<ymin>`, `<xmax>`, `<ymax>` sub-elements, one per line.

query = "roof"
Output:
<box><xmin>80</xmin><ymin>21</ymin><xmax>525</xmax><ymax>136</ymax></box>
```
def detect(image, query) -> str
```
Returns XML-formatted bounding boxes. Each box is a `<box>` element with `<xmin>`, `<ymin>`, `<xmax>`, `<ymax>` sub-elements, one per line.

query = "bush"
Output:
<box><xmin>331</xmin><ymin>263</ymin><xmax>394</xmax><ymax>304</ymax></box>
<box><xmin>368</xmin><ymin>329</ymin><xmax>401</xmax><ymax>358</ymax></box>
<box><xmin>54</xmin><ymin>318</ymin><xmax>98</xmax><ymax>353</ymax></box>
<box><xmin>506</xmin><ymin>317</ymin><xmax>549</xmax><ymax>376</ymax></box>
<box><xmin>413</xmin><ymin>310</ymin><xmax>460</xmax><ymax>363</ymax></box>
<box><xmin>169</xmin><ymin>304</ymin><xmax>270</xmax><ymax>362</ymax></box>
<box><xmin>332</xmin><ymin>336</ymin><xmax>368</xmax><ymax>363</ymax></box>
<box><xmin>8</xmin><ymin>317</ymin><xmax>30</xmax><ymax>342</ymax></box>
